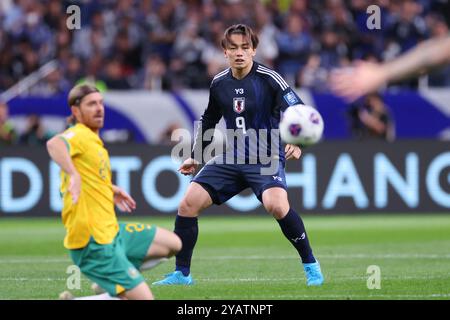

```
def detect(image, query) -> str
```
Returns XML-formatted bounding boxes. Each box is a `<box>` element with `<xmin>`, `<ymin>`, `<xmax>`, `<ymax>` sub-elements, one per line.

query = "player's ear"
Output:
<box><xmin>71</xmin><ymin>105</ymin><xmax>80</xmax><ymax>120</ymax></box>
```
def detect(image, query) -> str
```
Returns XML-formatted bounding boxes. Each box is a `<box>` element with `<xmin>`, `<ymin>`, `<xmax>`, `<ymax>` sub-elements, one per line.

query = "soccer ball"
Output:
<box><xmin>279</xmin><ymin>104</ymin><xmax>324</xmax><ymax>146</ymax></box>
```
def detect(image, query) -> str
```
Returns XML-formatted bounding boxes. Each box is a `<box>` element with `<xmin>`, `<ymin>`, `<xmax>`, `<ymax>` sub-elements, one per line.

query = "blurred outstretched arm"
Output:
<box><xmin>330</xmin><ymin>35</ymin><xmax>450</xmax><ymax>101</ymax></box>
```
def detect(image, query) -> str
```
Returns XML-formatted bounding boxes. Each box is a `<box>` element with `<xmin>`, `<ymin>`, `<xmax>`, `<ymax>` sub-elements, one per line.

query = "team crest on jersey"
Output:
<box><xmin>233</xmin><ymin>97</ymin><xmax>245</xmax><ymax>114</ymax></box>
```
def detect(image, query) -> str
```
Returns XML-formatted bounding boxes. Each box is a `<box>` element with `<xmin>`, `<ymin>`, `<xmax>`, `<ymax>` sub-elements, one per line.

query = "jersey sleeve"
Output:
<box><xmin>191</xmin><ymin>85</ymin><xmax>223</xmax><ymax>162</ymax></box>
<box><xmin>59</xmin><ymin>128</ymin><xmax>85</xmax><ymax>157</ymax></box>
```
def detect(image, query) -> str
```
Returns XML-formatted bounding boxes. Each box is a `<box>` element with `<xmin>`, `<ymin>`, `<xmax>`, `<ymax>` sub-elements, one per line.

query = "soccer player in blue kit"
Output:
<box><xmin>153</xmin><ymin>24</ymin><xmax>324</xmax><ymax>286</ymax></box>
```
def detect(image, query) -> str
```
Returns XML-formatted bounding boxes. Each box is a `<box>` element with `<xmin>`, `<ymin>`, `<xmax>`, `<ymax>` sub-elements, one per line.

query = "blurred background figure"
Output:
<box><xmin>138</xmin><ymin>54</ymin><xmax>170</xmax><ymax>91</ymax></box>
<box><xmin>297</xmin><ymin>53</ymin><xmax>328</xmax><ymax>91</ymax></box>
<box><xmin>425</xmin><ymin>14</ymin><xmax>450</xmax><ymax>87</ymax></box>
<box><xmin>101</xmin><ymin>59</ymin><xmax>131</xmax><ymax>90</ymax></box>
<box><xmin>158</xmin><ymin>122</ymin><xmax>183</xmax><ymax>146</ymax></box>
<box><xmin>171</xmin><ymin>15</ymin><xmax>208</xmax><ymax>89</ymax></box>
<box><xmin>348</xmin><ymin>93</ymin><xmax>395</xmax><ymax>142</ymax></box>
<box><xmin>275</xmin><ymin>13</ymin><xmax>313</xmax><ymax>86</ymax></box>
<box><xmin>19</xmin><ymin>114</ymin><xmax>55</xmax><ymax>146</ymax></box>
<box><xmin>0</xmin><ymin>0</ymin><xmax>448</xmax><ymax>93</ymax></box>
<box><xmin>201</xmin><ymin>20</ymin><xmax>229</xmax><ymax>82</ymax></box>
<box><xmin>0</xmin><ymin>102</ymin><xmax>17</xmax><ymax>146</ymax></box>
<box><xmin>0</xmin><ymin>0</ymin><xmax>448</xmax><ymax>145</ymax></box>
<box><xmin>253</xmin><ymin>1</ymin><xmax>279</xmax><ymax>68</ymax></box>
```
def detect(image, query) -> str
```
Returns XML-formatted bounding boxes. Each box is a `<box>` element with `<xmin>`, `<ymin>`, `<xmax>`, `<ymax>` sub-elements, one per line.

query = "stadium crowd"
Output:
<box><xmin>0</xmin><ymin>0</ymin><xmax>449</xmax><ymax>95</ymax></box>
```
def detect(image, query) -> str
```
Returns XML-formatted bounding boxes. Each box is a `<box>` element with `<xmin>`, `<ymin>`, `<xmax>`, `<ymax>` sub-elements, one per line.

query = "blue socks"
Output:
<box><xmin>276</xmin><ymin>209</ymin><xmax>316</xmax><ymax>263</ymax></box>
<box><xmin>174</xmin><ymin>215</ymin><xmax>198</xmax><ymax>276</ymax></box>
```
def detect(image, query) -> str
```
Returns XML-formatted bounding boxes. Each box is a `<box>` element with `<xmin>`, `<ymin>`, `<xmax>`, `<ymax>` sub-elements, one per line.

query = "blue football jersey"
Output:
<box><xmin>192</xmin><ymin>61</ymin><xmax>304</xmax><ymax>164</ymax></box>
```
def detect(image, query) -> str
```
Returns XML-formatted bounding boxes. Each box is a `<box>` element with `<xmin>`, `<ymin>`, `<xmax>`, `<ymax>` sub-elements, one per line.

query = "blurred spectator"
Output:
<box><xmin>288</xmin><ymin>0</ymin><xmax>316</xmax><ymax>32</ymax></box>
<box><xmin>111</xmin><ymin>28</ymin><xmax>143</xmax><ymax>74</ymax></box>
<box><xmin>158</xmin><ymin>122</ymin><xmax>183</xmax><ymax>146</ymax></box>
<box><xmin>28</xmin><ymin>69</ymin><xmax>70</xmax><ymax>96</ymax></box>
<box><xmin>297</xmin><ymin>54</ymin><xmax>328</xmax><ymax>91</ymax></box>
<box><xmin>253</xmin><ymin>1</ymin><xmax>279</xmax><ymax>68</ymax></box>
<box><xmin>220</xmin><ymin>0</ymin><xmax>252</xmax><ymax>27</ymax></box>
<box><xmin>19</xmin><ymin>114</ymin><xmax>54</xmax><ymax>145</ymax></box>
<box><xmin>171</xmin><ymin>14</ymin><xmax>208</xmax><ymax>88</ymax></box>
<box><xmin>145</xmin><ymin>1</ymin><xmax>177</xmax><ymax>63</ymax></box>
<box><xmin>318</xmin><ymin>26</ymin><xmax>348</xmax><ymax>69</ymax></box>
<box><xmin>0</xmin><ymin>102</ymin><xmax>17</xmax><ymax>145</ymax></box>
<box><xmin>426</xmin><ymin>15</ymin><xmax>450</xmax><ymax>87</ymax></box>
<box><xmin>348</xmin><ymin>93</ymin><xmax>395</xmax><ymax>141</ymax></box>
<box><xmin>76</xmin><ymin>52</ymin><xmax>108</xmax><ymax>92</ymax></box>
<box><xmin>276</xmin><ymin>13</ymin><xmax>313</xmax><ymax>86</ymax></box>
<box><xmin>43</xmin><ymin>0</ymin><xmax>62</xmax><ymax>30</ymax></box>
<box><xmin>386</xmin><ymin>0</ymin><xmax>428</xmax><ymax>54</ymax></box>
<box><xmin>63</xmin><ymin>55</ymin><xmax>83</xmax><ymax>85</ymax></box>
<box><xmin>72</xmin><ymin>10</ymin><xmax>114</xmax><ymax>59</ymax></box>
<box><xmin>101</xmin><ymin>59</ymin><xmax>131</xmax><ymax>90</ymax></box>
<box><xmin>137</xmin><ymin>54</ymin><xmax>171</xmax><ymax>91</ymax></box>
<box><xmin>321</xmin><ymin>0</ymin><xmax>356</xmax><ymax>44</ymax></box>
<box><xmin>349</xmin><ymin>0</ymin><xmax>391</xmax><ymax>60</ymax></box>
<box><xmin>201</xmin><ymin>20</ymin><xmax>229</xmax><ymax>82</ymax></box>
<box><xmin>0</xmin><ymin>0</ymin><xmax>448</xmax><ymax>93</ymax></box>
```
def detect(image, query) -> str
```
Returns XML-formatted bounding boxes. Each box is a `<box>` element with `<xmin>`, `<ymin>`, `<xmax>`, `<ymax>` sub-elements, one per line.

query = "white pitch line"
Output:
<box><xmin>205</xmin><ymin>293</ymin><xmax>450</xmax><ymax>299</ymax></box>
<box><xmin>194</xmin><ymin>254</ymin><xmax>450</xmax><ymax>260</ymax></box>
<box><xmin>0</xmin><ymin>278</ymin><xmax>90</xmax><ymax>281</ymax></box>
<box><xmin>0</xmin><ymin>258</ymin><xmax>71</xmax><ymax>264</ymax></box>
<box><xmin>1</xmin><ymin>253</ymin><xmax>450</xmax><ymax>264</ymax></box>
<box><xmin>196</xmin><ymin>276</ymin><xmax>450</xmax><ymax>282</ymax></box>
<box><xmin>1</xmin><ymin>275</ymin><xmax>448</xmax><ymax>282</ymax></box>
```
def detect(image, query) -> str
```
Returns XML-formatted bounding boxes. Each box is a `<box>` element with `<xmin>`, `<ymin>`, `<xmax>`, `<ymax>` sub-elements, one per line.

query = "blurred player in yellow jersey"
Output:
<box><xmin>47</xmin><ymin>84</ymin><xmax>182</xmax><ymax>300</ymax></box>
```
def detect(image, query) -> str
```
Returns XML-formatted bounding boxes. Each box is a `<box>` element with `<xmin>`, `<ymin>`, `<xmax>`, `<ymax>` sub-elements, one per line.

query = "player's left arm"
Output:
<box><xmin>277</xmin><ymin>87</ymin><xmax>304</xmax><ymax>160</ymax></box>
<box><xmin>112</xmin><ymin>185</ymin><xmax>136</xmax><ymax>213</ymax></box>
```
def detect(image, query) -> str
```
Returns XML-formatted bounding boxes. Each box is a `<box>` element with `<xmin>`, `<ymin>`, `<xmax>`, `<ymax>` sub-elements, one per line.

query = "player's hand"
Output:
<box><xmin>178</xmin><ymin>158</ymin><xmax>200</xmax><ymax>176</ymax></box>
<box><xmin>329</xmin><ymin>61</ymin><xmax>387</xmax><ymax>102</ymax></box>
<box><xmin>285</xmin><ymin>144</ymin><xmax>302</xmax><ymax>160</ymax></box>
<box><xmin>113</xmin><ymin>186</ymin><xmax>136</xmax><ymax>213</ymax></box>
<box><xmin>69</xmin><ymin>172</ymin><xmax>81</xmax><ymax>204</ymax></box>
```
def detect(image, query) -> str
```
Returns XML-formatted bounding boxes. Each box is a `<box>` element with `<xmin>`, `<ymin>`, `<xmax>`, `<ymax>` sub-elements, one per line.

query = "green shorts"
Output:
<box><xmin>69</xmin><ymin>222</ymin><xmax>157</xmax><ymax>297</ymax></box>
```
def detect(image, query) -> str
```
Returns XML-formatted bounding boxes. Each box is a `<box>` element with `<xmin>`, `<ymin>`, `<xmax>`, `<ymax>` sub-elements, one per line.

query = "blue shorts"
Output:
<box><xmin>192</xmin><ymin>162</ymin><xmax>287</xmax><ymax>205</ymax></box>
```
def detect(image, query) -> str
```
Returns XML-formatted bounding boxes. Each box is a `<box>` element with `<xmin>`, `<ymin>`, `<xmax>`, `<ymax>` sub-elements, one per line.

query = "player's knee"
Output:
<box><xmin>178</xmin><ymin>197</ymin><xmax>198</xmax><ymax>217</ymax></box>
<box><xmin>264</xmin><ymin>202</ymin><xmax>288</xmax><ymax>219</ymax></box>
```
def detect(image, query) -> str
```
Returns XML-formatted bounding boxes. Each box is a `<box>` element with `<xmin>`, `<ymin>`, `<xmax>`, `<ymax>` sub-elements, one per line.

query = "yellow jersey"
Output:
<box><xmin>59</xmin><ymin>123</ymin><xmax>118</xmax><ymax>249</ymax></box>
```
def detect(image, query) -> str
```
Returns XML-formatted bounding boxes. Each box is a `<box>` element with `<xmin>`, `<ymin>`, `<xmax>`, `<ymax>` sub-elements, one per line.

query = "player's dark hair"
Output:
<box><xmin>67</xmin><ymin>84</ymin><xmax>100</xmax><ymax>126</ymax></box>
<box><xmin>221</xmin><ymin>24</ymin><xmax>259</xmax><ymax>50</ymax></box>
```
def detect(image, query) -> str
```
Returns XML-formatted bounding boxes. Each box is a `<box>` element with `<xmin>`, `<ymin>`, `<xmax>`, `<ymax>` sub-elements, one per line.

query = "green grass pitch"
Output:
<box><xmin>0</xmin><ymin>214</ymin><xmax>449</xmax><ymax>300</ymax></box>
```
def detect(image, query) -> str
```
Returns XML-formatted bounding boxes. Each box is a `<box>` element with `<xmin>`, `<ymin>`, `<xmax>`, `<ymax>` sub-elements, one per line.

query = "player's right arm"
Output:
<box><xmin>46</xmin><ymin>135</ymin><xmax>81</xmax><ymax>204</ymax></box>
<box><xmin>182</xmin><ymin>84</ymin><xmax>222</xmax><ymax>175</ymax></box>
